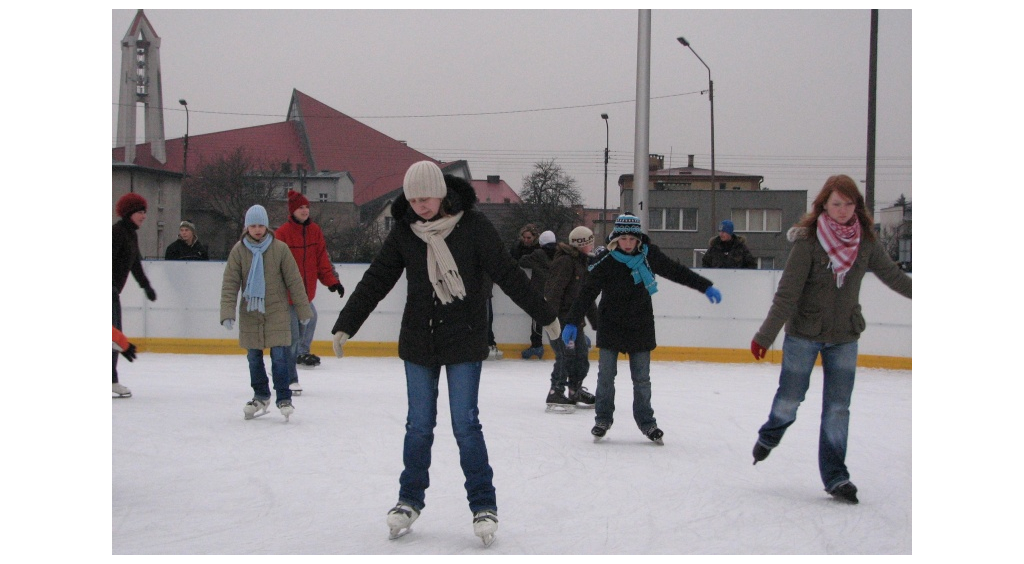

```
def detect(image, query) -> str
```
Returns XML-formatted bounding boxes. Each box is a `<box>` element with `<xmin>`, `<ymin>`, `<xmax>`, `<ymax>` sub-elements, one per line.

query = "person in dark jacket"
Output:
<box><xmin>518</xmin><ymin>230</ymin><xmax>557</xmax><ymax>359</ymax></box>
<box><xmin>701</xmin><ymin>219</ymin><xmax>757</xmax><ymax>269</ymax></box>
<box><xmin>510</xmin><ymin>224</ymin><xmax>543</xmax><ymax>356</ymax></box>
<box><xmin>543</xmin><ymin>226</ymin><xmax>599</xmax><ymax>412</ymax></box>
<box><xmin>330</xmin><ymin>161</ymin><xmax>559</xmax><ymax>546</ymax></box>
<box><xmin>112</xmin><ymin>193</ymin><xmax>157</xmax><ymax>398</ymax></box>
<box><xmin>562</xmin><ymin>214</ymin><xmax>722</xmax><ymax>444</ymax></box>
<box><xmin>164</xmin><ymin>220</ymin><xmax>209</xmax><ymax>261</ymax></box>
<box><xmin>749</xmin><ymin>174</ymin><xmax>912</xmax><ymax>504</ymax></box>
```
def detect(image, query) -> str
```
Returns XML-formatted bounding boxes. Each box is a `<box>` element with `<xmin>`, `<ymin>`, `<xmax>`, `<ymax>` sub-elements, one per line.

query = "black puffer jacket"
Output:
<box><xmin>566</xmin><ymin>242</ymin><xmax>713</xmax><ymax>353</ymax></box>
<box><xmin>113</xmin><ymin>217</ymin><xmax>152</xmax><ymax>294</ymax></box>
<box><xmin>333</xmin><ymin>175</ymin><xmax>557</xmax><ymax>365</ymax></box>
<box><xmin>702</xmin><ymin>234</ymin><xmax>757</xmax><ymax>269</ymax></box>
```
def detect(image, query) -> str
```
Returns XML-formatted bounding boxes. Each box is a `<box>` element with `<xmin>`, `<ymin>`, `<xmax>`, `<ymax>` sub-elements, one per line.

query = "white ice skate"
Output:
<box><xmin>243</xmin><ymin>398</ymin><xmax>270</xmax><ymax>420</ymax></box>
<box><xmin>289</xmin><ymin>381</ymin><xmax>303</xmax><ymax>396</ymax></box>
<box><xmin>473</xmin><ymin>509</ymin><xmax>498</xmax><ymax>547</ymax></box>
<box><xmin>387</xmin><ymin>503</ymin><xmax>419</xmax><ymax>540</ymax></box>
<box><xmin>112</xmin><ymin>383</ymin><xmax>132</xmax><ymax>398</ymax></box>
<box><xmin>277</xmin><ymin>400</ymin><xmax>294</xmax><ymax>422</ymax></box>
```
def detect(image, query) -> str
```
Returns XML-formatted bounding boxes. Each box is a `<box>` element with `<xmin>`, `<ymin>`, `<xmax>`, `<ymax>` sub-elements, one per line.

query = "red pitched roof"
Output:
<box><xmin>113</xmin><ymin>89</ymin><xmax>441</xmax><ymax>206</ymax></box>
<box><xmin>470</xmin><ymin>178</ymin><xmax>521</xmax><ymax>204</ymax></box>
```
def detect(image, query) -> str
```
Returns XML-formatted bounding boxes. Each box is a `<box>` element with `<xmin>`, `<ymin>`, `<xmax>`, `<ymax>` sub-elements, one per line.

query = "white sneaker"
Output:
<box><xmin>112</xmin><ymin>382</ymin><xmax>132</xmax><ymax>397</ymax></box>
<box><xmin>243</xmin><ymin>398</ymin><xmax>270</xmax><ymax>420</ymax></box>
<box><xmin>473</xmin><ymin>509</ymin><xmax>498</xmax><ymax>546</ymax></box>
<box><xmin>387</xmin><ymin>503</ymin><xmax>420</xmax><ymax>539</ymax></box>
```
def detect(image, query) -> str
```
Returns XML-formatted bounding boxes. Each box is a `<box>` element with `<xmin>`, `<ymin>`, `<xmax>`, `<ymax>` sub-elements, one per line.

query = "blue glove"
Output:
<box><xmin>561</xmin><ymin>324</ymin><xmax>578</xmax><ymax>344</ymax></box>
<box><xmin>705</xmin><ymin>286</ymin><xmax>722</xmax><ymax>304</ymax></box>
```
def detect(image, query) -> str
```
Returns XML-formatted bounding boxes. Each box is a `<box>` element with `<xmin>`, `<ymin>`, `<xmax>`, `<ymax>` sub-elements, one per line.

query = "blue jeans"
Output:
<box><xmin>288</xmin><ymin>303</ymin><xmax>317</xmax><ymax>384</ymax></box>
<box><xmin>549</xmin><ymin>330</ymin><xmax>591</xmax><ymax>392</ymax></box>
<box><xmin>247</xmin><ymin>346</ymin><xmax>292</xmax><ymax>404</ymax></box>
<box><xmin>594</xmin><ymin>348</ymin><xmax>655</xmax><ymax>431</ymax></box>
<box><xmin>399</xmin><ymin>361</ymin><xmax>496</xmax><ymax>513</ymax></box>
<box><xmin>756</xmin><ymin>334</ymin><xmax>858</xmax><ymax>491</ymax></box>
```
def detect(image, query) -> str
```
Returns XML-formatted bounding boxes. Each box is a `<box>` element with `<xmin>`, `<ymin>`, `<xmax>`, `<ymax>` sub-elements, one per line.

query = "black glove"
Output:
<box><xmin>120</xmin><ymin>343</ymin><xmax>137</xmax><ymax>362</ymax></box>
<box><xmin>328</xmin><ymin>283</ymin><xmax>345</xmax><ymax>299</ymax></box>
<box><xmin>144</xmin><ymin>286</ymin><xmax>157</xmax><ymax>301</ymax></box>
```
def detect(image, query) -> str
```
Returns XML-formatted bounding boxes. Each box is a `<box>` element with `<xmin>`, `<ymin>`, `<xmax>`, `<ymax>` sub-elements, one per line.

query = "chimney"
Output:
<box><xmin>648</xmin><ymin>154</ymin><xmax>664</xmax><ymax>171</ymax></box>
<box><xmin>687</xmin><ymin>154</ymin><xmax>695</xmax><ymax>168</ymax></box>
<box><xmin>486</xmin><ymin>175</ymin><xmax>500</xmax><ymax>183</ymax></box>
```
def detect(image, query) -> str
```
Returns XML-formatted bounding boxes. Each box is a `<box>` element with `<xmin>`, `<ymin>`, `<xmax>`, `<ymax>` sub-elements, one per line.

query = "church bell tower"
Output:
<box><xmin>116</xmin><ymin>9</ymin><xmax>166</xmax><ymax>164</ymax></box>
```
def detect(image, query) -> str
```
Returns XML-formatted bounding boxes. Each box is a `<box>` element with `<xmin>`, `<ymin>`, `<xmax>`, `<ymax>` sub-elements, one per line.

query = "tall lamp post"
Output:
<box><xmin>601</xmin><ymin>113</ymin><xmax>610</xmax><ymax>242</ymax></box>
<box><xmin>677</xmin><ymin>36</ymin><xmax>716</xmax><ymax>234</ymax></box>
<box><xmin>178</xmin><ymin>99</ymin><xmax>190</xmax><ymax>176</ymax></box>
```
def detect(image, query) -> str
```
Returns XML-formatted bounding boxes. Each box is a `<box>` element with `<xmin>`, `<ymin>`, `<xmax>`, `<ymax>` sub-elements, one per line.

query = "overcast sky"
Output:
<box><xmin>112</xmin><ymin>8</ymin><xmax>912</xmax><ymax>212</ymax></box>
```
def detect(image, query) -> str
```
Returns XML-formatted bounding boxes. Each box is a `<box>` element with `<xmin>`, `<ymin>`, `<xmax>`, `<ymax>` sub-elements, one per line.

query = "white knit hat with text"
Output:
<box><xmin>569</xmin><ymin>226</ymin><xmax>594</xmax><ymax>248</ymax></box>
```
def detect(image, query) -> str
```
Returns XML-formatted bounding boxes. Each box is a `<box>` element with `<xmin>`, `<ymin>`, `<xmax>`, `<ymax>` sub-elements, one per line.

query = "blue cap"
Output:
<box><xmin>719</xmin><ymin>219</ymin><xmax>734</xmax><ymax>235</ymax></box>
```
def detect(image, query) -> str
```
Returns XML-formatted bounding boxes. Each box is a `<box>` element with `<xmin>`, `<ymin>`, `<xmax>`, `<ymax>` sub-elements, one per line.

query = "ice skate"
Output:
<box><xmin>828</xmin><ymin>481</ymin><xmax>859</xmax><ymax>504</ymax></box>
<box><xmin>521</xmin><ymin>346</ymin><xmax>544</xmax><ymax>360</ymax></box>
<box><xmin>486</xmin><ymin>345</ymin><xmax>504</xmax><ymax>360</ymax></box>
<box><xmin>112</xmin><ymin>382</ymin><xmax>132</xmax><ymax>398</ymax></box>
<box><xmin>591</xmin><ymin>422</ymin><xmax>611</xmax><ymax>441</ymax></box>
<box><xmin>289</xmin><ymin>381</ymin><xmax>303</xmax><ymax>395</ymax></box>
<box><xmin>386</xmin><ymin>503</ymin><xmax>419</xmax><ymax>540</ymax></box>
<box><xmin>643</xmin><ymin>426</ymin><xmax>665</xmax><ymax>445</ymax></box>
<box><xmin>545</xmin><ymin>388</ymin><xmax>575</xmax><ymax>414</ymax></box>
<box><xmin>303</xmin><ymin>353</ymin><xmax>321</xmax><ymax>367</ymax></box>
<box><xmin>473</xmin><ymin>509</ymin><xmax>498</xmax><ymax>547</ymax></box>
<box><xmin>568</xmin><ymin>386</ymin><xmax>595</xmax><ymax>408</ymax></box>
<box><xmin>752</xmin><ymin>442</ymin><xmax>771</xmax><ymax>465</ymax></box>
<box><xmin>277</xmin><ymin>399</ymin><xmax>294</xmax><ymax>421</ymax></box>
<box><xmin>243</xmin><ymin>397</ymin><xmax>270</xmax><ymax>420</ymax></box>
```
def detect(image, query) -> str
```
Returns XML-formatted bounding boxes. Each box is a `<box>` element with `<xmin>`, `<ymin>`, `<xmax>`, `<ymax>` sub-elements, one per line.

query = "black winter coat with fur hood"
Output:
<box><xmin>332</xmin><ymin>175</ymin><xmax>557</xmax><ymax>365</ymax></box>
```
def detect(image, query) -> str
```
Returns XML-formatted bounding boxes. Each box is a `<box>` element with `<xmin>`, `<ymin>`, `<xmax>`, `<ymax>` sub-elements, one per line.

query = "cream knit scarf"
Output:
<box><xmin>410</xmin><ymin>211</ymin><xmax>466</xmax><ymax>304</ymax></box>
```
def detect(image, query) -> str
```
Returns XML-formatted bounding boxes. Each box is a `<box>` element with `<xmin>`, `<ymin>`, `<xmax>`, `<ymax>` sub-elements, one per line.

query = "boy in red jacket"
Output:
<box><xmin>275</xmin><ymin>190</ymin><xmax>345</xmax><ymax>394</ymax></box>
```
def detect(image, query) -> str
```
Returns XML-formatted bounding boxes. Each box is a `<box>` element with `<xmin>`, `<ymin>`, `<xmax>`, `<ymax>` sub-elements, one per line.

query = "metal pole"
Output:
<box><xmin>677</xmin><ymin>37</ymin><xmax>716</xmax><ymax>233</ymax></box>
<box><xmin>178</xmin><ymin>99</ymin><xmax>189</xmax><ymax>176</ymax></box>
<box><xmin>601</xmin><ymin>113</ymin><xmax>610</xmax><ymax>242</ymax></box>
<box><xmin>865</xmin><ymin>9</ymin><xmax>878</xmax><ymax>215</ymax></box>
<box><xmin>634</xmin><ymin>10</ymin><xmax>651</xmax><ymax>233</ymax></box>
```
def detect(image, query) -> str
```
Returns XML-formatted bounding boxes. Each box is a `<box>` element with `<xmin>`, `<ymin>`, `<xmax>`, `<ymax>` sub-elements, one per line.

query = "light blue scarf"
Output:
<box><xmin>242</xmin><ymin>233</ymin><xmax>273</xmax><ymax>313</ymax></box>
<box><xmin>610</xmin><ymin>246</ymin><xmax>658</xmax><ymax>295</ymax></box>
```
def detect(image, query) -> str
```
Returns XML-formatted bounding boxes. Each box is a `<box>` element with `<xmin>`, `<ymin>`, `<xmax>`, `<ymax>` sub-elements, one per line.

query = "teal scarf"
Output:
<box><xmin>242</xmin><ymin>233</ymin><xmax>273</xmax><ymax>313</ymax></box>
<box><xmin>610</xmin><ymin>246</ymin><xmax>658</xmax><ymax>295</ymax></box>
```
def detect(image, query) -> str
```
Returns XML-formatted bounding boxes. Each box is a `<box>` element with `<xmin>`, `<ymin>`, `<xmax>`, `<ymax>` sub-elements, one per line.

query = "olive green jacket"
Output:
<box><xmin>754</xmin><ymin>226</ymin><xmax>911</xmax><ymax>347</ymax></box>
<box><xmin>220</xmin><ymin>235</ymin><xmax>312</xmax><ymax>350</ymax></box>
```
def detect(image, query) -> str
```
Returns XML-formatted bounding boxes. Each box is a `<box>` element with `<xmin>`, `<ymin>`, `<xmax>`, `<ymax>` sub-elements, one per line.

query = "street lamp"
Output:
<box><xmin>178</xmin><ymin>99</ymin><xmax>189</xmax><ymax>176</ymax></box>
<box><xmin>677</xmin><ymin>36</ymin><xmax>716</xmax><ymax>233</ymax></box>
<box><xmin>601</xmin><ymin>113</ymin><xmax>610</xmax><ymax>242</ymax></box>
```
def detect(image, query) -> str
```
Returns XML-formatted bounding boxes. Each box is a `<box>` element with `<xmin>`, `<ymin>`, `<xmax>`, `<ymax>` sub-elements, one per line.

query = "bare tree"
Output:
<box><xmin>510</xmin><ymin>160</ymin><xmax>585</xmax><ymax>239</ymax></box>
<box><xmin>182</xmin><ymin>148</ymin><xmax>288</xmax><ymax>258</ymax></box>
<box><xmin>323</xmin><ymin>218</ymin><xmax>390</xmax><ymax>263</ymax></box>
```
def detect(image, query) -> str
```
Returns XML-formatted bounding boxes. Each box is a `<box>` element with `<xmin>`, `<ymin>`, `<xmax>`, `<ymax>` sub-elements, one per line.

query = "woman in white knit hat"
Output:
<box><xmin>330</xmin><ymin>161</ymin><xmax>559</xmax><ymax>546</ymax></box>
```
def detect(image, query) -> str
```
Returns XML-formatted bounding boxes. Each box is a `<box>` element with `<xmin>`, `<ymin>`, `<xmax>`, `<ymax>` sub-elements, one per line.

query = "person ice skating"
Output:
<box><xmin>509</xmin><ymin>224</ymin><xmax>544</xmax><ymax>358</ymax></box>
<box><xmin>113</xmin><ymin>192</ymin><xmax>157</xmax><ymax>398</ymax></box>
<box><xmin>562</xmin><ymin>214</ymin><xmax>722</xmax><ymax>444</ymax></box>
<box><xmin>543</xmin><ymin>226</ymin><xmax>599</xmax><ymax>413</ymax></box>
<box><xmin>163</xmin><ymin>220</ymin><xmax>209</xmax><ymax>261</ymax></box>
<box><xmin>518</xmin><ymin>230</ymin><xmax>557</xmax><ymax>359</ymax></box>
<box><xmin>220</xmin><ymin>204</ymin><xmax>312</xmax><ymax>422</ymax></box>
<box><xmin>701</xmin><ymin>219</ymin><xmax>757</xmax><ymax>269</ymax></box>
<box><xmin>330</xmin><ymin>161</ymin><xmax>559</xmax><ymax>546</ymax></box>
<box><xmin>749</xmin><ymin>174</ymin><xmax>911</xmax><ymax>505</ymax></box>
<box><xmin>275</xmin><ymin>190</ymin><xmax>345</xmax><ymax>395</ymax></box>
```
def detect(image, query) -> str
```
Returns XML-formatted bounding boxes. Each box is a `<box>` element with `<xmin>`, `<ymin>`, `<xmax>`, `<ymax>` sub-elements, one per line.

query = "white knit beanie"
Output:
<box><xmin>539</xmin><ymin>230</ymin><xmax>557</xmax><ymax>246</ymax></box>
<box><xmin>403</xmin><ymin>161</ymin><xmax>447</xmax><ymax>200</ymax></box>
<box><xmin>244</xmin><ymin>204</ymin><xmax>269</xmax><ymax>227</ymax></box>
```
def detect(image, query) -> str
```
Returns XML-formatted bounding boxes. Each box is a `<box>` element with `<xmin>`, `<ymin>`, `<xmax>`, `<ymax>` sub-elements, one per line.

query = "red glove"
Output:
<box><xmin>751</xmin><ymin>339</ymin><xmax>767</xmax><ymax>360</ymax></box>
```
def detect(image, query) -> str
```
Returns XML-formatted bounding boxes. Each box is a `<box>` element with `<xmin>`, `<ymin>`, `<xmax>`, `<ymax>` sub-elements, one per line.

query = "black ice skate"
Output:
<box><xmin>643</xmin><ymin>426</ymin><xmax>664</xmax><ymax>445</ymax></box>
<box><xmin>568</xmin><ymin>386</ymin><xmax>595</xmax><ymax>408</ymax></box>
<box><xmin>546</xmin><ymin>388</ymin><xmax>575</xmax><ymax>414</ymax></box>
<box><xmin>828</xmin><ymin>481</ymin><xmax>859</xmax><ymax>504</ymax></box>
<box><xmin>592</xmin><ymin>422</ymin><xmax>611</xmax><ymax>441</ymax></box>
<box><xmin>752</xmin><ymin>442</ymin><xmax>772</xmax><ymax>465</ymax></box>
<box><xmin>521</xmin><ymin>346</ymin><xmax>544</xmax><ymax>360</ymax></box>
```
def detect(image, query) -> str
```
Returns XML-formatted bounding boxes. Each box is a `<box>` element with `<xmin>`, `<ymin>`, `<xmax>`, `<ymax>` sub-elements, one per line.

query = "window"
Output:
<box><xmin>319</xmin><ymin>193</ymin><xmax>328</xmax><ymax>202</ymax></box>
<box><xmin>732</xmin><ymin>209</ymin><xmax>782</xmax><ymax>232</ymax></box>
<box><xmin>650</xmin><ymin>207</ymin><xmax>698</xmax><ymax>231</ymax></box>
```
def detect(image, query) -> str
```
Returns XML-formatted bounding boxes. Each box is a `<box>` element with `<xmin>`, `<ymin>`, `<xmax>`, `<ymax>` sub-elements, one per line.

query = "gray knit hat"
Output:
<box><xmin>179</xmin><ymin>220</ymin><xmax>197</xmax><ymax>236</ymax></box>
<box><xmin>402</xmin><ymin>161</ymin><xmax>447</xmax><ymax>201</ymax></box>
<box><xmin>244</xmin><ymin>204</ymin><xmax>269</xmax><ymax>227</ymax></box>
